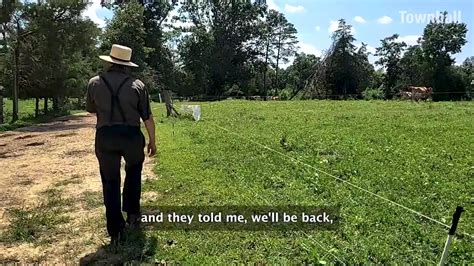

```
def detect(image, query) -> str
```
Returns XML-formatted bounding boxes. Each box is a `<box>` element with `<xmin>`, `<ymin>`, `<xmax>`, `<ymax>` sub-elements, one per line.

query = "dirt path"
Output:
<box><xmin>0</xmin><ymin>113</ymin><xmax>156</xmax><ymax>263</ymax></box>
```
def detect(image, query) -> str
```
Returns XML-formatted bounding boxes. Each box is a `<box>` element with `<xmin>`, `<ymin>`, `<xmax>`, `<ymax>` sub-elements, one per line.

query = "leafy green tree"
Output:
<box><xmin>460</xmin><ymin>56</ymin><xmax>474</xmax><ymax>98</ymax></box>
<box><xmin>178</xmin><ymin>0</ymin><xmax>265</xmax><ymax>97</ymax></box>
<box><xmin>397</xmin><ymin>45</ymin><xmax>430</xmax><ymax>89</ymax></box>
<box><xmin>285</xmin><ymin>53</ymin><xmax>319</xmax><ymax>99</ymax></box>
<box><xmin>1</xmin><ymin>1</ymin><xmax>98</xmax><ymax>118</ymax></box>
<box><xmin>355</xmin><ymin>43</ymin><xmax>375</xmax><ymax>94</ymax></box>
<box><xmin>321</xmin><ymin>19</ymin><xmax>366</xmax><ymax>98</ymax></box>
<box><xmin>266</xmin><ymin>10</ymin><xmax>298</xmax><ymax>95</ymax></box>
<box><xmin>101</xmin><ymin>2</ymin><xmax>147</xmax><ymax>71</ymax></box>
<box><xmin>21</xmin><ymin>1</ymin><xmax>99</xmax><ymax>112</ymax></box>
<box><xmin>421</xmin><ymin>12</ymin><xmax>468</xmax><ymax>100</ymax></box>
<box><xmin>375</xmin><ymin>34</ymin><xmax>407</xmax><ymax>98</ymax></box>
<box><xmin>178</xmin><ymin>27</ymin><xmax>213</xmax><ymax>96</ymax></box>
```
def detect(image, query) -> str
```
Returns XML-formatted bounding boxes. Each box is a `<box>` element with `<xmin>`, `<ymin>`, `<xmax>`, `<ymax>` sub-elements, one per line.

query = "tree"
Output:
<box><xmin>1</xmin><ymin>1</ymin><xmax>25</xmax><ymax>121</ymax></box>
<box><xmin>285</xmin><ymin>53</ymin><xmax>319</xmax><ymax>99</ymax></box>
<box><xmin>421</xmin><ymin>11</ymin><xmax>468</xmax><ymax>100</ymax></box>
<box><xmin>19</xmin><ymin>1</ymin><xmax>100</xmax><ymax>113</ymax></box>
<box><xmin>178</xmin><ymin>27</ymin><xmax>213</xmax><ymax>96</ymax></box>
<box><xmin>461</xmin><ymin>56</ymin><xmax>474</xmax><ymax>98</ymax></box>
<box><xmin>266</xmin><ymin>10</ymin><xmax>298</xmax><ymax>95</ymax></box>
<box><xmin>375</xmin><ymin>34</ymin><xmax>407</xmax><ymax>98</ymax></box>
<box><xmin>398</xmin><ymin>45</ymin><xmax>430</xmax><ymax>89</ymax></box>
<box><xmin>178</xmin><ymin>0</ymin><xmax>265</xmax><ymax>97</ymax></box>
<box><xmin>101</xmin><ymin>2</ymin><xmax>147</xmax><ymax>72</ymax></box>
<box><xmin>355</xmin><ymin>42</ymin><xmax>375</xmax><ymax>94</ymax></box>
<box><xmin>321</xmin><ymin>19</ymin><xmax>360</xmax><ymax>98</ymax></box>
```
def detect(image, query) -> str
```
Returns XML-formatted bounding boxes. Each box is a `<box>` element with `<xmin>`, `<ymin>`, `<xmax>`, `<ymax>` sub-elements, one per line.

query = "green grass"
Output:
<box><xmin>144</xmin><ymin>100</ymin><xmax>474</xmax><ymax>264</ymax></box>
<box><xmin>1</xmin><ymin>98</ymin><xmax>81</xmax><ymax>131</ymax></box>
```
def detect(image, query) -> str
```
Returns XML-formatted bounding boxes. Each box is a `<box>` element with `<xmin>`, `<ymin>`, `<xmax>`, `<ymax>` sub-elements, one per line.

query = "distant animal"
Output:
<box><xmin>249</xmin><ymin>96</ymin><xmax>261</xmax><ymax>101</ymax></box>
<box><xmin>401</xmin><ymin>86</ymin><xmax>433</xmax><ymax>101</ymax></box>
<box><xmin>400</xmin><ymin>91</ymin><xmax>412</xmax><ymax>100</ymax></box>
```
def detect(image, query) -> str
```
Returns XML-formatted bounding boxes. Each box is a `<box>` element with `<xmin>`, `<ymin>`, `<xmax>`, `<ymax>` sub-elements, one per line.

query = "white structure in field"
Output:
<box><xmin>181</xmin><ymin>105</ymin><xmax>201</xmax><ymax>121</ymax></box>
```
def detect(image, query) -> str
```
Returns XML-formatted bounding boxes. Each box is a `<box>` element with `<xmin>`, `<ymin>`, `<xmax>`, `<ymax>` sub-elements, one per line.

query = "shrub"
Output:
<box><xmin>362</xmin><ymin>87</ymin><xmax>385</xmax><ymax>100</ymax></box>
<box><xmin>279</xmin><ymin>89</ymin><xmax>291</xmax><ymax>100</ymax></box>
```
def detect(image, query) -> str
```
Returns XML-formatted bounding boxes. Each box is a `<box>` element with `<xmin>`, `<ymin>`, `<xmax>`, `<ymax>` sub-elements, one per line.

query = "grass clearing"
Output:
<box><xmin>1</xmin><ymin>99</ymin><xmax>81</xmax><ymax>132</ymax></box>
<box><xmin>145</xmin><ymin>100</ymin><xmax>473</xmax><ymax>264</ymax></box>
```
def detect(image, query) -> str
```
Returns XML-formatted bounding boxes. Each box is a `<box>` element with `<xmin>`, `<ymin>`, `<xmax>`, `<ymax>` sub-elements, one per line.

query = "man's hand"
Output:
<box><xmin>147</xmin><ymin>142</ymin><xmax>157</xmax><ymax>157</ymax></box>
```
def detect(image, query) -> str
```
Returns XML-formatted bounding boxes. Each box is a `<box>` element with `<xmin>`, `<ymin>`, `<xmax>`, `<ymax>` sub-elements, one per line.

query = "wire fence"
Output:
<box><xmin>166</xmin><ymin>91</ymin><xmax>473</xmax><ymax>102</ymax></box>
<box><xmin>214</xmin><ymin>124</ymin><xmax>473</xmax><ymax>239</ymax></box>
<box><xmin>209</xmin><ymin>122</ymin><xmax>473</xmax><ymax>263</ymax></box>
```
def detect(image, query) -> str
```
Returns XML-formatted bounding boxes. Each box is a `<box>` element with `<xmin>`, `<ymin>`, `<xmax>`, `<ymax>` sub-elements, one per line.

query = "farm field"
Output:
<box><xmin>0</xmin><ymin>100</ymin><xmax>473</xmax><ymax>264</ymax></box>
<box><xmin>146</xmin><ymin>100</ymin><xmax>474</xmax><ymax>264</ymax></box>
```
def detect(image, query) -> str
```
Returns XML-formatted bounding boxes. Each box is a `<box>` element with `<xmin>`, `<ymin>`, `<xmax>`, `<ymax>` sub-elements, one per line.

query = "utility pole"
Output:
<box><xmin>12</xmin><ymin>44</ymin><xmax>18</xmax><ymax>122</ymax></box>
<box><xmin>11</xmin><ymin>18</ymin><xmax>20</xmax><ymax>122</ymax></box>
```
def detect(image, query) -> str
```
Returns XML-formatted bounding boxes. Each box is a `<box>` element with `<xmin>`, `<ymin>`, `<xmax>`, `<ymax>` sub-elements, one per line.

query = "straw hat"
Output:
<box><xmin>99</xmin><ymin>44</ymin><xmax>138</xmax><ymax>67</ymax></box>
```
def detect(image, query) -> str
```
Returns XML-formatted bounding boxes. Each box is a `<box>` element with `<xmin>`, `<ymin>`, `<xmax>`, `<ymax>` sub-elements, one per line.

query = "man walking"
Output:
<box><xmin>86</xmin><ymin>44</ymin><xmax>156</xmax><ymax>245</ymax></box>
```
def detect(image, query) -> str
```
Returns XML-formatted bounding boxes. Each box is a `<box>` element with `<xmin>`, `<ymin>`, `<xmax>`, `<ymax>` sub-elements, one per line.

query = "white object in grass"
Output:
<box><xmin>181</xmin><ymin>105</ymin><xmax>201</xmax><ymax>121</ymax></box>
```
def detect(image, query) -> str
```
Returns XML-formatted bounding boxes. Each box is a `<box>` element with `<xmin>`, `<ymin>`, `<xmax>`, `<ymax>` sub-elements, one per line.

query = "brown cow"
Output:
<box><xmin>401</xmin><ymin>86</ymin><xmax>433</xmax><ymax>101</ymax></box>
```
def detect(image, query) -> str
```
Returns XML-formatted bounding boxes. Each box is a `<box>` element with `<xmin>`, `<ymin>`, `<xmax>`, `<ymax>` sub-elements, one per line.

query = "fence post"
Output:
<box><xmin>439</xmin><ymin>206</ymin><xmax>464</xmax><ymax>266</ymax></box>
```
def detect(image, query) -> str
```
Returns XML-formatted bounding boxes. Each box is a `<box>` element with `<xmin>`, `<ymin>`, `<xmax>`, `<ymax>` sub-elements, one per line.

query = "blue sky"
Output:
<box><xmin>85</xmin><ymin>0</ymin><xmax>474</xmax><ymax>66</ymax></box>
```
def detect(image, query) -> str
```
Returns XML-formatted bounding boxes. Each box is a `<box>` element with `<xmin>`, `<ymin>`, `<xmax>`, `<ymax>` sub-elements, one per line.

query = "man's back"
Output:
<box><xmin>86</xmin><ymin>69</ymin><xmax>151</xmax><ymax>129</ymax></box>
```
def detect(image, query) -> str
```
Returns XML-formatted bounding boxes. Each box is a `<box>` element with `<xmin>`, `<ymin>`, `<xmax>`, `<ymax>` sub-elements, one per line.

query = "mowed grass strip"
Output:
<box><xmin>144</xmin><ymin>100</ymin><xmax>473</xmax><ymax>264</ymax></box>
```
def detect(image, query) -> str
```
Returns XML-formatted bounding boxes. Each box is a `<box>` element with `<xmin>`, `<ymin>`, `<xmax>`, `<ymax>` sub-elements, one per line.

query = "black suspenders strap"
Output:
<box><xmin>100</xmin><ymin>75</ymin><xmax>131</xmax><ymax>123</ymax></box>
<box><xmin>115</xmin><ymin>76</ymin><xmax>131</xmax><ymax>123</ymax></box>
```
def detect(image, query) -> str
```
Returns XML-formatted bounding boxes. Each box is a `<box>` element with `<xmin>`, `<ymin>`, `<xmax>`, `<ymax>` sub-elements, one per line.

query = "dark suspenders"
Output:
<box><xmin>100</xmin><ymin>75</ymin><xmax>131</xmax><ymax>123</ymax></box>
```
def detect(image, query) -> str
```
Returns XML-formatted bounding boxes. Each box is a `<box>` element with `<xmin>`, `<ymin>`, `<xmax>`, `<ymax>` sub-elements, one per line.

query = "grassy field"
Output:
<box><xmin>144</xmin><ymin>100</ymin><xmax>473</xmax><ymax>264</ymax></box>
<box><xmin>1</xmin><ymin>99</ymin><xmax>80</xmax><ymax>131</ymax></box>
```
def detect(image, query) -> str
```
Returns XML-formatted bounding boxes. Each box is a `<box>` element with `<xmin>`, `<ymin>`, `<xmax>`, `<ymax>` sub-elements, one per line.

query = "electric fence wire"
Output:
<box><xmin>214</xmin><ymin>124</ymin><xmax>474</xmax><ymax>240</ymax></box>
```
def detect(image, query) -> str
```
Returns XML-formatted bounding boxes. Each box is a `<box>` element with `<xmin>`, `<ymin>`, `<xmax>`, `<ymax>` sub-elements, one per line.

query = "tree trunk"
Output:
<box><xmin>53</xmin><ymin>96</ymin><xmax>59</xmax><ymax>112</ymax></box>
<box><xmin>162</xmin><ymin>89</ymin><xmax>178</xmax><ymax>117</ymax></box>
<box><xmin>0</xmin><ymin>88</ymin><xmax>3</xmax><ymax>124</ymax></box>
<box><xmin>275</xmin><ymin>44</ymin><xmax>281</xmax><ymax>96</ymax></box>
<box><xmin>35</xmin><ymin>97</ymin><xmax>39</xmax><ymax>117</ymax></box>
<box><xmin>263</xmin><ymin>41</ymin><xmax>270</xmax><ymax>101</ymax></box>
<box><xmin>44</xmin><ymin>97</ymin><xmax>48</xmax><ymax>115</ymax></box>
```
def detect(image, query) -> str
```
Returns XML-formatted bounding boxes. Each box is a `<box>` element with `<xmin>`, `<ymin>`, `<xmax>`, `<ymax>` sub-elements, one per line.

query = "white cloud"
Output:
<box><xmin>284</xmin><ymin>4</ymin><xmax>305</xmax><ymax>14</ymax></box>
<box><xmin>315</xmin><ymin>26</ymin><xmax>321</xmax><ymax>32</ymax></box>
<box><xmin>395</xmin><ymin>35</ymin><xmax>421</xmax><ymax>46</ymax></box>
<box><xmin>377</xmin><ymin>16</ymin><xmax>393</xmax><ymax>24</ymax></box>
<box><xmin>328</xmin><ymin>20</ymin><xmax>356</xmax><ymax>35</ymax></box>
<box><xmin>299</xmin><ymin>42</ymin><xmax>322</xmax><ymax>57</ymax></box>
<box><xmin>266</xmin><ymin>0</ymin><xmax>280</xmax><ymax>11</ymax></box>
<box><xmin>328</xmin><ymin>20</ymin><xmax>339</xmax><ymax>33</ymax></box>
<box><xmin>82</xmin><ymin>0</ymin><xmax>106</xmax><ymax>28</ymax></box>
<box><xmin>354</xmin><ymin>16</ymin><xmax>366</xmax><ymax>24</ymax></box>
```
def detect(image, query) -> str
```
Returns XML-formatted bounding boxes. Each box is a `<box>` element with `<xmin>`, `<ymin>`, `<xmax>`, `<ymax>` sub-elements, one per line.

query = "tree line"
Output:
<box><xmin>0</xmin><ymin>0</ymin><xmax>473</xmax><ymax>123</ymax></box>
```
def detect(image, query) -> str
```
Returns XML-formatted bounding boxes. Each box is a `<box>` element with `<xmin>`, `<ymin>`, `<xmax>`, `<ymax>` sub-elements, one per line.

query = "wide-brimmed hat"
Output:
<box><xmin>99</xmin><ymin>44</ymin><xmax>138</xmax><ymax>67</ymax></box>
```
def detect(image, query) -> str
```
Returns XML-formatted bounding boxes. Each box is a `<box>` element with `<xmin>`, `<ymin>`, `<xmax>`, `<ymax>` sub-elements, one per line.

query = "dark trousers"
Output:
<box><xmin>95</xmin><ymin>125</ymin><xmax>145</xmax><ymax>237</ymax></box>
